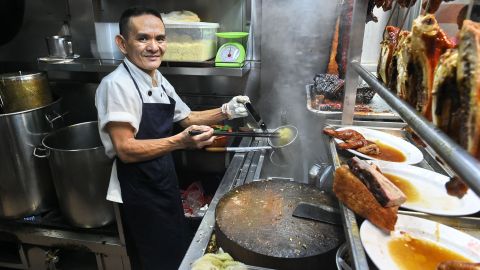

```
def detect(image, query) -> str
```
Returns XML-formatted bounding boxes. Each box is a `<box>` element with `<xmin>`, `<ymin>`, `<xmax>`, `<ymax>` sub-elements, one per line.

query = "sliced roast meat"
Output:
<box><xmin>347</xmin><ymin>157</ymin><xmax>406</xmax><ymax>207</ymax></box>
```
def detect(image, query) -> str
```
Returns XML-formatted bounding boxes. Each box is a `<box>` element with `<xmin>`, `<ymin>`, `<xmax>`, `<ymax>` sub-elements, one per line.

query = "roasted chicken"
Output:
<box><xmin>323</xmin><ymin>128</ymin><xmax>381</xmax><ymax>155</ymax></box>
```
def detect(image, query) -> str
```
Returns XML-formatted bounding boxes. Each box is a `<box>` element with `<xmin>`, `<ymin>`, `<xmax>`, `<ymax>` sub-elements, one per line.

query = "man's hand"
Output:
<box><xmin>221</xmin><ymin>96</ymin><xmax>250</xmax><ymax>119</ymax></box>
<box><xmin>179</xmin><ymin>125</ymin><xmax>215</xmax><ymax>149</ymax></box>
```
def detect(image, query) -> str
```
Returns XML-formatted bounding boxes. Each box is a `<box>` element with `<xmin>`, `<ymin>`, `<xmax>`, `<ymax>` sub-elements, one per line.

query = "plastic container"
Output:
<box><xmin>94</xmin><ymin>22</ymin><xmax>124</xmax><ymax>60</ymax></box>
<box><xmin>163</xmin><ymin>22</ymin><xmax>219</xmax><ymax>62</ymax></box>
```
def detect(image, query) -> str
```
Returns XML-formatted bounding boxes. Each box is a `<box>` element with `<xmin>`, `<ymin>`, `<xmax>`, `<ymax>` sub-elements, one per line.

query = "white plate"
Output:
<box><xmin>333</xmin><ymin>126</ymin><xmax>423</xmax><ymax>164</ymax></box>
<box><xmin>371</xmin><ymin>161</ymin><xmax>480</xmax><ymax>216</ymax></box>
<box><xmin>361</xmin><ymin>214</ymin><xmax>480</xmax><ymax>270</ymax></box>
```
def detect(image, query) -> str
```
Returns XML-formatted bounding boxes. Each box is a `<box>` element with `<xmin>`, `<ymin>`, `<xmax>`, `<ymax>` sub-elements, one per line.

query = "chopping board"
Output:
<box><xmin>215</xmin><ymin>179</ymin><xmax>344</xmax><ymax>269</ymax></box>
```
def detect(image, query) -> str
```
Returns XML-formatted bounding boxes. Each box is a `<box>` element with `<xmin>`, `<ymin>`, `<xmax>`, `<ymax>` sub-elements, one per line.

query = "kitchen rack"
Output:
<box><xmin>337</xmin><ymin>0</ymin><xmax>480</xmax><ymax>269</ymax></box>
<box><xmin>37</xmin><ymin>58</ymin><xmax>252</xmax><ymax>77</ymax></box>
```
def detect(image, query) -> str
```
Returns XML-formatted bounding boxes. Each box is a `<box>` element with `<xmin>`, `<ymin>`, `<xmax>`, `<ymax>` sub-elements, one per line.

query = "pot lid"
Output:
<box><xmin>0</xmin><ymin>71</ymin><xmax>46</xmax><ymax>81</ymax></box>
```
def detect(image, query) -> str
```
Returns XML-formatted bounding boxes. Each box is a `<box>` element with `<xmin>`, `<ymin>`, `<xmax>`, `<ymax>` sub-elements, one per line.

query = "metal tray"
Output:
<box><xmin>306</xmin><ymin>84</ymin><xmax>401</xmax><ymax>121</ymax></box>
<box><xmin>326</xmin><ymin>123</ymin><xmax>480</xmax><ymax>270</ymax></box>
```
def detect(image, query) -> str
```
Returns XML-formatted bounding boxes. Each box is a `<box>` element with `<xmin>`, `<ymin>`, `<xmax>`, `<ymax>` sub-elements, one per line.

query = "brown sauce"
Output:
<box><xmin>388</xmin><ymin>234</ymin><xmax>472</xmax><ymax>270</ymax></box>
<box><xmin>384</xmin><ymin>173</ymin><xmax>420</xmax><ymax>203</ymax></box>
<box><xmin>367</xmin><ymin>141</ymin><xmax>406</xmax><ymax>162</ymax></box>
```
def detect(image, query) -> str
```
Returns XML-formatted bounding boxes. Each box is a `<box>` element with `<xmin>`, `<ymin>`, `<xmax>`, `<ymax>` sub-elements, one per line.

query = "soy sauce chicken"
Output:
<box><xmin>323</xmin><ymin>128</ymin><xmax>381</xmax><ymax>155</ymax></box>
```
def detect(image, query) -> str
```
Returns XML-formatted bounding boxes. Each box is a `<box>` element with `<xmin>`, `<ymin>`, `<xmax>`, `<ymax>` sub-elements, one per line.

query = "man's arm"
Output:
<box><xmin>179</xmin><ymin>96</ymin><xmax>250</xmax><ymax>128</ymax></box>
<box><xmin>179</xmin><ymin>108</ymin><xmax>227</xmax><ymax>128</ymax></box>
<box><xmin>107</xmin><ymin>122</ymin><xmax>214</xmax><ymax>163</ymax></box>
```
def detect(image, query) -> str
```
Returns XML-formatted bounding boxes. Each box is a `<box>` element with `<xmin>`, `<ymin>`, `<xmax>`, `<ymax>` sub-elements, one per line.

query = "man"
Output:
<box><xmin>95</xmin><ymin>6</ymin><xmax>250</xmax><ymax>270</ymax></box>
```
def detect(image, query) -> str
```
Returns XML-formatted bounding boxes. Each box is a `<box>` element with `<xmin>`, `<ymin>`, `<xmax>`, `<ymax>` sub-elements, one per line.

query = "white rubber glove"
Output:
<box><xmin>221</xmin><ymin>96</ymin><xmax>250</xmax><ymax>119</ymax></box>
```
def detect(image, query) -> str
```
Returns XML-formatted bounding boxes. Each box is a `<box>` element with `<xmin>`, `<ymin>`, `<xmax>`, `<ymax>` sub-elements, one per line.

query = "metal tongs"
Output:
<box><xmin>188</xmin><ymin>130</ymin><xmax>279</xmax><ymax>138</ymax></box>
<box><xmin>245</xmin><ymin>102</ymin><xmax>268</xmax><ymax>132</ymax></box>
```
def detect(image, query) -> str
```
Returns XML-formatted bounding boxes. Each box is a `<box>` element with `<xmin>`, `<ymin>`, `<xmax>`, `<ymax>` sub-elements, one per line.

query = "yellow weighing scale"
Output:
<box><xmin>215</xmin><ymin>32</ymin><xmax>249</xmax><ymax>67</ymax></box>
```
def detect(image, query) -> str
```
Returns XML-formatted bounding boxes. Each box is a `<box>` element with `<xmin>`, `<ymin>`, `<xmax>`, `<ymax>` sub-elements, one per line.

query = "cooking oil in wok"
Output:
<box><xmin>388</xmin><ymin>233</ymin><xmax>472</xmax><ymax>270</ymax></box>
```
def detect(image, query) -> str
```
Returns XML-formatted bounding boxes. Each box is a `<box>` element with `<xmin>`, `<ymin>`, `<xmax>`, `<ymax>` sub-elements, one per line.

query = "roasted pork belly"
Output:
<box><xmin>347</xmin><ymin>157</ymin><xmax>406</xmax><ymax>207</ymax></box>
<box><xmin>334</xmin><ymin>165</ymin><xmax>398</xmax><ymax>232</ymax></box>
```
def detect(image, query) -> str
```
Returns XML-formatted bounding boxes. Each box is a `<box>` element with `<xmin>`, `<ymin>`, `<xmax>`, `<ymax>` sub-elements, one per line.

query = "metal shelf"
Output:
<box><xmin>352</xmin><ymin>61</ymin><xmax>480</xmax><ymax>197</ymax></box>
<box><xmin>37</xmin><ymin>58</ymin><xmax>252</xmax><ymax>77</ymax></box>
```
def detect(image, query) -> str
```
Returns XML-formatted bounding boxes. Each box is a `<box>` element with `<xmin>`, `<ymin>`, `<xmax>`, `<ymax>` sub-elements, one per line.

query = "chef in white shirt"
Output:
<box><xmin>95</xmin><ymin>6</ymin><xmax>249</xmax><ymax>270</ymax></box>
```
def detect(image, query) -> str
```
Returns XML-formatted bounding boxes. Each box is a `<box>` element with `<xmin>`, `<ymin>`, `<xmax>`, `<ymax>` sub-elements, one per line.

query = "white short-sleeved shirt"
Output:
<box><xmin>95</xmin><ymin>58</ymin><xmax>191</xmax><ymax>203</ymax></box>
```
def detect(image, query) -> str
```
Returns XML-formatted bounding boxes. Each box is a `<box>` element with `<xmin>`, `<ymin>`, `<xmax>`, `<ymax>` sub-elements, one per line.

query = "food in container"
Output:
<box><xmin>208</xmin><ymin>124</ymin><xmax>232</xmax><ymax>147</ymax></box>
<box><xmin>0</xmin><ymin>71</ymin><xmax>53</xmax><ymax>113</ymax></box>
<box><xmin>163</xmin><ymin>22</ymin><xmax>219</xmax><ymax>62</ymax></box>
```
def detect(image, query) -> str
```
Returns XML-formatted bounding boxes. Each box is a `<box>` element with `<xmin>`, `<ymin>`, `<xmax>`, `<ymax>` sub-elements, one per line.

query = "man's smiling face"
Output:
<box><xmin>118</xmin><ymin>14</ymin><xmax>166</xmax><ymax>77</ymax></box>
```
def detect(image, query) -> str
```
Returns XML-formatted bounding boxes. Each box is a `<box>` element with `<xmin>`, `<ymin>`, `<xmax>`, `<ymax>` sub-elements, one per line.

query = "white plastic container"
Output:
<box><xmin>94</xmin><ymin>22</ymin><xmax>124</xmax><ymax>60</ymax></box>
<box><xmin>163</xmin><ymin>22</ymin><xmax>219</xmax><ymax>62</ymax></box>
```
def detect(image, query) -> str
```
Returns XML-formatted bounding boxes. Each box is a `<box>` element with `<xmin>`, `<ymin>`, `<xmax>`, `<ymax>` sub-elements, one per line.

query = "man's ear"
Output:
<box><xmin>115</xmin><ymin>35</ymin><xmax>127</xmax><ymax>55</ymax></box>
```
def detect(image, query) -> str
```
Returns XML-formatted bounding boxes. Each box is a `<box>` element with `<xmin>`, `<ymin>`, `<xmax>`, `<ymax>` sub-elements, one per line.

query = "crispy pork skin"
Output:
<box><xmin>457</xmin><ymin>20</ymin><xmax>480</xmax><ymax>159</ymax></box>
<box><xmin>437</xmin><ymin>261</ymin><xmax>480</xmax><ymax>270</ymax></box>
<box><xmin>334</xmin><ymin>165</ymin><xmax>398</xmax><ymax>232</ymax></box>
<box><xmin>432</xmin><ymin>49</ymin><xmax>461</xmax><ymax>142</ymax></box>
<box><xmin>347</xmin><ymin>157</ymin><xmax>406</xmax><ymax>207</ymax></box>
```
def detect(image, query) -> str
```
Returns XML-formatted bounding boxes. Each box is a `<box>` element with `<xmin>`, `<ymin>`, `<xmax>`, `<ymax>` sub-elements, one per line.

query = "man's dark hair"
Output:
<box><xmin>119</xmin><ymin>6</ymin><xmax>163</xmax><ymax>37</ymax></box>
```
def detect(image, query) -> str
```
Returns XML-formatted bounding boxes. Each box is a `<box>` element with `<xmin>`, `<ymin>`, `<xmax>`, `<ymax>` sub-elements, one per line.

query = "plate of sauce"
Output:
<box><xmin>361</xmin><ymin>214</ymin><xmax>480</xmax><ymax>270</ymax></box>
<box><xmin>370</xmin><ymin>161</ymin><xmax>480</xmax><ymax>216</ymax></box>
<box><xmin>334</xmin><ymin>126</ymin><xmax>423</xmax><ymax>164</ymax></box>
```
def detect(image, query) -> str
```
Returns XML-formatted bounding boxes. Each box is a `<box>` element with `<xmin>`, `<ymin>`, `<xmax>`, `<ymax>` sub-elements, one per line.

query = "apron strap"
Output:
<box><xmin>122</xmin><ymin>62</ymin><xmax>144</xmax><ymax>103</ymax></box>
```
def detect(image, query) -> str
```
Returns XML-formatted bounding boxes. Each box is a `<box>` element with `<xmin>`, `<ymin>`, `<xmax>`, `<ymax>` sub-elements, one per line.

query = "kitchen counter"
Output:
<box><xmin>179</xmin><ymin>136</ymin><xmax>269</xmax><ymax>269</ymax></box>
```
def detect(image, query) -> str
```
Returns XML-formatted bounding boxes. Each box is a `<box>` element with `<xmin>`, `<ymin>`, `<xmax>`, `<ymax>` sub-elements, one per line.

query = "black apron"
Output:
<box><xmin>117</xmin><ymin>62</ymin><xmax>189</xmax><ymax>270</ymax></box>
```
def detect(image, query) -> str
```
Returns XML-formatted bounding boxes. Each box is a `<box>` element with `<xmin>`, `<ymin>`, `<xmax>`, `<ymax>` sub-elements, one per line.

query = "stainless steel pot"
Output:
<box><xmin>0</xmin><ymin>98</ymin><xmax>62</xmax><ymax>219</ymax></box>
<box><xmin>0</xmin><ymin>72</ymin><xmax>53</xmax><ymax>113</ymax></box>
<box><xmin>45</xmin><ymin>35</ymin><xmax>74</xmax><ymax>58</ymax></box>
<box><xmin>38</xmin><ymin>121</ymin><xmax>114</xmax><ymax>228</ymax></box>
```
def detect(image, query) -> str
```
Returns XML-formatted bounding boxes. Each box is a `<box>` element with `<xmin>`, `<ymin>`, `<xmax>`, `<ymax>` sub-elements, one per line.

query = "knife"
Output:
<box><xmin>292</xmin><ymin>202</ymin><xmax>341</xmax><ymax>225</ymax></box>
<box><xmin>245</xmin><ymin>102</ymin><xmax>268</xmax><ymax>132</ymax></box>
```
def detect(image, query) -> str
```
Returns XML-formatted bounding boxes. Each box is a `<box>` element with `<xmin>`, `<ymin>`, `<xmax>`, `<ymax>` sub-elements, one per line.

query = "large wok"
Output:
<box><xmin>215</xmin><ymin>179</ymin><xmax>343</xmax><ymax>269</ymax></box>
